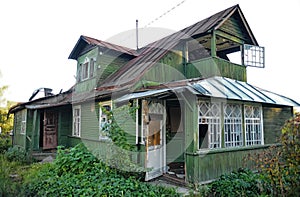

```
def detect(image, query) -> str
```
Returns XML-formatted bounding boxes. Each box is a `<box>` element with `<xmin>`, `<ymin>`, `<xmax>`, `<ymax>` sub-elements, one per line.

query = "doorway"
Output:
<box><xmin>42</xmin><ymin>110</ymin><xmax>58</xmax><ymax>150</ymax></box>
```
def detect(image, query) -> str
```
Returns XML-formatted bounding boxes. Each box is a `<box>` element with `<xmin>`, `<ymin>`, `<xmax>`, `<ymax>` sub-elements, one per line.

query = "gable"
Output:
<box><xmin>99</xmin><ymin>4</ymin><xmax>259</xmax><ymax>90</ymax></box>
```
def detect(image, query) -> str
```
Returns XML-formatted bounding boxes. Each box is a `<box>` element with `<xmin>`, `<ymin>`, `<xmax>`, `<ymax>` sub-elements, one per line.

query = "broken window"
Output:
<box><xmin>72</xmin><ymin>106</ymin><xmax>81</xmax><ymax>137</ymax></box>
<box><xmin>245</xmin><ymin>105</ymin><xmax>263</xmax><ymax>146</ymax></box>
<box><xmin>198</xmin><ymin>101</ymin><xmax>221</xmax><ymax>149</ymax></box>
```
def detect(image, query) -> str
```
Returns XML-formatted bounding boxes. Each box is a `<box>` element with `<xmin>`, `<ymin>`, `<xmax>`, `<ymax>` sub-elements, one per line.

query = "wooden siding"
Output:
<box><xmin>13</xmin><ymin>110</ymin><xmax>26</xmax><ymax>148</ymax></box>
<box><xmin>75</xmin><ymin>47</ymin><xmax>132</xmax><ymax>93</ymax></box>
<box><xmin>219</xmin><ymin>12</ymin><xmax>252</xmax><ymax>44</ymax></box>
<box><xmin>187</xmin><ymin>57</ymin><xmax>247</xmax><ymax>81</ymax></box>
<box><xmin>80</xmin><ymin>102</ymin><xmax>100</xmax><ymax>140</ymax></box>
<box><xmin>263</xmin><ymin>105</ymin><xmax>293</xmax><ymax>144</ymax></box>
<box><xmin>57</xmin><ymin>106</ymin><xmax>72</xmax><ymax>147</ymax></box>
<box><xmin>141</xmin><ymin>55</ymin><xmax>246</xmax><ymax>84</ymax></box>
<box><xmin>186</xmin><ymin>145</ymin><xmax>268</xmax><ymax>184</ymax></box>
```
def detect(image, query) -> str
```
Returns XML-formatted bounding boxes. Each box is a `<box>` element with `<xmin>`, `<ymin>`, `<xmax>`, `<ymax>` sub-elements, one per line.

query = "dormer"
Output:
<box><xmin>68</xmin><ymin>35</ymin><xmax>137</xmax><ymax>93</ymax></box>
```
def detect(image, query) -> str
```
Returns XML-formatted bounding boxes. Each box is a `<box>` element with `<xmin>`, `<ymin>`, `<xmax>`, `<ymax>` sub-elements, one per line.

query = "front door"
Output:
<box><xmin>143</xmin><ymin>100</ymin><xmax>166</xmax><ymax>181</ymax></box>
<box><xmin>43</xmin><ymin>110</ymin><xmax>58</xmax><ymax>150</ymax></box>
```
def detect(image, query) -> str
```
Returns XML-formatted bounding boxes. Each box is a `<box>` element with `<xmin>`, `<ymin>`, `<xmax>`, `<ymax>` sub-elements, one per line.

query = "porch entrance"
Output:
<box><xmin>42</xmin><ymin>110</ymin><xmax>58</xmax><ymax>150</ymax></box>
<box><xmin>144</xmin><ymin>100</ymin><xmax>166</xmax><ymax>181</ymax></box>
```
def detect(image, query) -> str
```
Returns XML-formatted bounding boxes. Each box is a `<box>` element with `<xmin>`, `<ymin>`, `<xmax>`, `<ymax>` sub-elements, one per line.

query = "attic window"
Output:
<box><xmin>242</xmin><ymin>44</ymin><xmax>265</xmax><ymax>68</ymax></box>
<box><xmin>82</xmin><ymin>62</ymin><xmax>89</xmax><ymax>80</ymax></box>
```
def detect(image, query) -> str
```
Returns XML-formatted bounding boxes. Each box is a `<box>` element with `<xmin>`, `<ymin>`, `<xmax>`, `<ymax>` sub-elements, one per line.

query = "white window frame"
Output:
<box><xmin>99</xmin><ymin>101</ymin><xmax>112</xmax><ymax>140</ymax></box>
<box><xmin>72</xmin><ymin>106</ymin><xmax>81</xmax><ymax>137</ymax></box>
<box><xmin>198</xmin><ymin>101</ymin><xmax>221</xmax><ymax>149</ymax></box>
<box><xmin>224</xmin><ymin>103</ymin><xmax>243</xmax><ymax>147</ymax></box>
<box><xmin>244</xmin><ymin>105</ymin><xmax>264</xmax><ymax>146</ymax></box>
<box><xmin>20</xmin><ymin>109</ymin><xmax>27</xmax><ymax>135</ymax></box>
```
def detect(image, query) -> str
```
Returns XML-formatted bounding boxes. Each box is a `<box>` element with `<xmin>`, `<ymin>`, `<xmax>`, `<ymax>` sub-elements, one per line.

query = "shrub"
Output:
<box><xmin>248</xmin><ymin>113</ymin><xmax>300</xmax><ymax>196</ymax></box>
<box><xmin>204</xmin><ymin>168</ymin><xmax>262</xmax><ymax>197</ymax></box>
<box><xmin>23</xmin><ymin>143</ymin><xmax>179</xmax><ymax>196</ymax></box>
<box><xmin>5</xmin><ymin>146</ymin><xmax>31</xmax><ymax>164</ymax></box>
<box><xmin>0</xmin><ymin>154</ymin><xmax>22</xmax><ymax>196</ymax></box>
<box><xmin>0</xmin><ymin>133</ymin><xmax>11</xmax><ymax>153</ymax></box>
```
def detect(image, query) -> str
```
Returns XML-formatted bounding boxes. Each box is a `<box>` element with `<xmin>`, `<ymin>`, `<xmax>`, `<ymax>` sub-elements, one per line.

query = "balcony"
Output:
<box><xmin>185</xmin><ymin>57</ymin><xmax>247</xmax><ymax>82</ymax></box>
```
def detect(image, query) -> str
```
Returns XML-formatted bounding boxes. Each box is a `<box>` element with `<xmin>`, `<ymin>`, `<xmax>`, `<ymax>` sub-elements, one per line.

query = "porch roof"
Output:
<box><xmin>189</xmin><ymin>77</ymin><xmax>300</xmax><ymax>106</ymax></box>
<box><xmin>115</xmin><ymin>77</ymin><xmax>300</xmax><ymax>107</ymax></box>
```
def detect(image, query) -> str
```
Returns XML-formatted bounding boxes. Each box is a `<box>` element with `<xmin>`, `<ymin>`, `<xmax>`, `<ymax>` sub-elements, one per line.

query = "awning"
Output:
<box><xmin>189</xmin><ymin>77</ymin><xmax>300</xmax><ymax>106</ymax></box>
<box><xmin>114</xmin><ymin>77</ymin><xmax>300</xmax><ymax>107</ymax></box>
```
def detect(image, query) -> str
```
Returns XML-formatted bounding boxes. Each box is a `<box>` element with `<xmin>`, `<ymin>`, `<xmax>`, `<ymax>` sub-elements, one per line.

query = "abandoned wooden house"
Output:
<box><xmin>9</xmin><ymin>4</ymin><xmax>299</xmax><ymax>184</ymax></box>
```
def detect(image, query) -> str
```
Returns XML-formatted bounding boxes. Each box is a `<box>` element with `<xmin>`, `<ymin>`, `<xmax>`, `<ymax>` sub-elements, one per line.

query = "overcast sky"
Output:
<box><xmin>0</xmin><ymin>0</ymin><xmax>299</xmax><ymax>107</ymax></box>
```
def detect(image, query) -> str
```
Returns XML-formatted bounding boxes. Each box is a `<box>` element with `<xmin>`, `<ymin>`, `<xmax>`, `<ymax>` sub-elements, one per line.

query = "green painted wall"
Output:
<box><xmin>75</xmin><ymin>47</ymin><xmax>133</xmax><ymax>93</ymax></box>
<box><xmin>263</xmin><ymin>105</ymin><xmax>293</xmax><ymax>144</ymax></box>
<box><xmin>79</xmin><ymin>102</ymin><xmax>100</xmax><ymax>140</ymax></box>
<box><xmin>186</xmin><ymin>146</ymin><xmax>268</xmax><ymax>184</ymax></box>
<box><xmin>13</xmin><ymin>110</ymin><xmax>26</xmax><ymax>148</ymax></box>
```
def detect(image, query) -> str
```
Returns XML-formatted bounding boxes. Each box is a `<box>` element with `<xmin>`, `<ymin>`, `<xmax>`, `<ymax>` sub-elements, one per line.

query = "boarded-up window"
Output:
<box><xmin>72</xmin><ymin>106</ymin><xmax>81</xmax><ymax>137</ymax></box>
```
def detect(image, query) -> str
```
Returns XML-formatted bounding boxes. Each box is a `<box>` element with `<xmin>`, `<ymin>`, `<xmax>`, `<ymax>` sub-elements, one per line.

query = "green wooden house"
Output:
<box><xmin>9</xmin><ymin>4</ymin><xmax>299</xmax><ymax>184</ymax></box>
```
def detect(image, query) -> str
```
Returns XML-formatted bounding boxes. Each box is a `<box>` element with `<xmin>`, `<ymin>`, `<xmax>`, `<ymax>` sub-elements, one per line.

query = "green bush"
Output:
<box><xmin>5</xmin><ymin>146</ymin><xmax>31</xmax><ymax>164</ymax></box>
<box><xmin>0</xmin><ymin>154</ymin><xmax>22</xmax><ymax>196</ymax></box>
<box><xmin>23</xmin><ymin>143</ymin><xmax>179</xmax><ymax>197</ymax></box>
<box><xmin>248</xmin><ymin>113</ymin><xmax>300</xmax><ymax>196</ymax></box>
<box><xmin>202</xmin><ymin>168</ymin><xmax>263</xmax><ymax>197</ymax></box>
<box><xmin>0</xmin><ymin>133</ymin><xmax>11</xmax><ymax>153</ymax></box>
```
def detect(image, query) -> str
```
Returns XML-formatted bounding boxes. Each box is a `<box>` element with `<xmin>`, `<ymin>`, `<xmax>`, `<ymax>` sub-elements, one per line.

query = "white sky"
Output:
<box><xmin>0</xmin><ymin>0</ymin><xmax>299</xmax><ymax>107</ymax></box>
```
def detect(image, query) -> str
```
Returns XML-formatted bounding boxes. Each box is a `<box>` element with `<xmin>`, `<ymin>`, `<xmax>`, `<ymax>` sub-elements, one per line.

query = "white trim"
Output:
<box><xmin>20</xmin><ymin>109</ymin><xmax>27</xmax><ymax>135</ymax></box>
<box><xmin>99</xmin><ymin>100</ymin><xmax>112</xmax><ymax>140</ymax></box>
<box><xmin>72</xmin><ymin>105</ymin><xmax>81</xmax><ymax>137</ymax></box>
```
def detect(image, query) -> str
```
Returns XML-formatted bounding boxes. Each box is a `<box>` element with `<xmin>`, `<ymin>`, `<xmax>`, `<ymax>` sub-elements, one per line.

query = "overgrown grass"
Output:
<box><xmin>22</xmin><ymin>143</ymin><xmax>180</xmax><ymax>197</ymax></box>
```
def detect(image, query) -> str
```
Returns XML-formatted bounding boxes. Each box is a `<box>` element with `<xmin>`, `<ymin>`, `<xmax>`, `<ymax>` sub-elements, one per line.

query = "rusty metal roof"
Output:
<box><xmin>100</xmin><ymin>4</ymin><xmax>257</xmax><ymax>89</ymax></box>
<box><xmin>68</xmin><ymin>35</ymin><xmax>138</xmax><ymax>60</ymax></box>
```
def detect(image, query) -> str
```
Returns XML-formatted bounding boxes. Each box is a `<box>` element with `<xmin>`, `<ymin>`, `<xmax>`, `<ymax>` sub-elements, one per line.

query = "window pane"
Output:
<box><xmin>224</xmin><ymin>104</ymin><xmax>243</xmax><ymax>147</ymax></box>
<box><xmin>245</xmin><ymin>105</ymin><xmax>262</xmax><ymax>146</ymax></box>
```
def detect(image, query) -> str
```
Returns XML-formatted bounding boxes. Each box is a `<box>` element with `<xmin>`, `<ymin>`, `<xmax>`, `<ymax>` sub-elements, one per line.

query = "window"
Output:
<box><xmin>224</xmin><ymin>104</ymin><xmax>243</xmax><ymax>147</ymax></box>
<box><xmin>81</xmin><ymin>62</ymin><xmax>89</xmax><ymax>80</ymax></box>
<box><xmin>78</xmin><ymin>57</ymin><xmax>96</xmax><ymax>82</ymax></box>
<box><xmin>72</xmin><ymin>106</ymin><xmax>81</xmax><ymax>137</ymax></box>
<box><xmin>99</xmin><ymin>101</ymin><xmax>112</xmax><ymax>139</ymax></box>
<box><xmin>243</xmin><ymin>44</ymin><xmax>265</xmax><ymax>68</ymax></box>
<box><xmin>20</xmin><ymin>109</ymin><xmax>27</xmax><ymax>134</ymax></box>
<box><xmin>244</xmin><ymin>105</ymin><xmax>263</xmax><ymax>146</ymax></box>
<box><xmin>90</xmin><ymin>58</ymin><xmax>95</xmax><ymax>78</ymax></box>
<box><xmin>198</xmin><ymin>101</ymin><xmax>221</xmax><ymax>149</ymax></box>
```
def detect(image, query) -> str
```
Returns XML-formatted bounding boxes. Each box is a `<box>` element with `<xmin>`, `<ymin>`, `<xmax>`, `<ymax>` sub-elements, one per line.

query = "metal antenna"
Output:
<box><xmin>136</xmin><ymin>19</ymin><xmax>139</xmax><ymax>50</ymax></box>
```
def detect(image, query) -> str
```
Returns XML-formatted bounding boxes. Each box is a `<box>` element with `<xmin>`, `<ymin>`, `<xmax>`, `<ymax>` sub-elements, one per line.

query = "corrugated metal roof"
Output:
<box><xmin>189</xmin><ymin>77</ymin><xmax>300</xmax><ymax>106</ymax></box>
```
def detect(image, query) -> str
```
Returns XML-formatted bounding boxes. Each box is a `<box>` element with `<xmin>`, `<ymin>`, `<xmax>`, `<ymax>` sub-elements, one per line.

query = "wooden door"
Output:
<box><xmin>43</xmin><ymin>111</ymin><xmax>58</xmax><ymax>149</ymax></box>
<box><xmin>144</xmin><ymin>100</ymin><xmax>166</xmax><ymax>181</ymax></box>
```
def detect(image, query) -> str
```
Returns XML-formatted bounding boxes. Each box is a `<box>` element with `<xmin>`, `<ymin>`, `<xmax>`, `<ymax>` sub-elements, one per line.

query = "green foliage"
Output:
<box><xmin>0</xmin><ymin>154</ymin><xmax>22</xmax><ymax>196</ymax></box>
<box><xmin>23</xmin><ymin>143</ymin><xmax>179</xmax><ymax>196</ymax></box>
<box><xmin>201</xmin><ymin>168</ymin><xmax>263</xmax><ymax>197</ymax></box>
<box><xmin>5</xmin><ymin>146</ymin><xmax>31</xmax><ymax>164</ymax></box>
<box><xmin>0</xmin><ymin>133</ymin><xmax>11</xmax><ymax>153</ymax></box>
<box><xmin>247</xmin><ymin>113</ymin><xmax>300</xmax><ymax>196</ymax></box>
